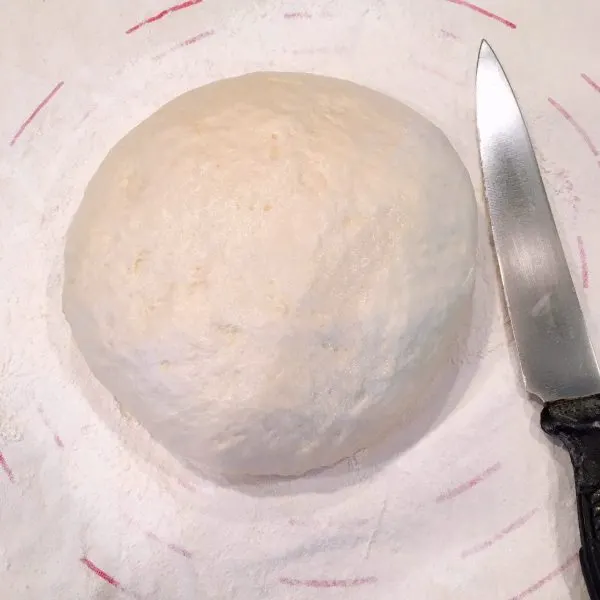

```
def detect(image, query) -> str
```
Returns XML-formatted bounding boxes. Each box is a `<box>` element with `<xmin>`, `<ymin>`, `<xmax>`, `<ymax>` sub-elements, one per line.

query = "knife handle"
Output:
<box><xmin>541</xmin><ymin>395</ymin><xmax>600</xmax><ymax>600</ymax></box>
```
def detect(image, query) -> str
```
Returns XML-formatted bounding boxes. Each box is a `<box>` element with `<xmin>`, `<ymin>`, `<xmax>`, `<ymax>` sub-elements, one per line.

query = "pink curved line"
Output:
<box><xmin>153</xmin><ymin>30</ymin><xmax>215</xmax><ymax>60</ymax></box>
<box><xmin>0</xmin><ymin>452</ymin><xmax>14</xmax><ymax>482</ymax></box>
<box><xmin>80</xmin><ymin>557</ymin><xmax>120</xmax><ymax>588</ymax></box>
<box><xmin>436</xmin><ymin>462</ymin><xmax>501</xmax><ymax>503</ymax></box>
<box><xmin>9</xmin><ymin>81</ymin><xmax>64</xmax><ymax>146</ymax></box>
<box><xmin>582</xmin><ymin>73</ymin><xmax>600</xmax><ymax>95</ymax></box>
<box><xmin>462</xmin><ymin>509</ymin><xmax>538</xmax><ymax>558</ymax></box>
<box><xmin>509</xmin><ymin>553</ymin><xmax>578</xmax><ymax>600</ymax></box>
<box><xmin>548</xmin><ymin>97</ymin><xmax>599</xmax><ymax>157</ymax></box>
<box><xmin>446</xmin><ymin>0</ymin><xmax>516</xmax><ymax>29</ymax></box>
<box><xmin>283</xmin><ymin>12</ymin><xmax>312</xmax><ymax>19</ymax></box>
<box><xmin>280</xmin><ymin>577</ymin><xmax>377</xmax><ymax>588</ymax></box>
<box><xmin>126</xmin><ymin>0</ymin><xmax>203</xmax><ymax>34</ymax></box>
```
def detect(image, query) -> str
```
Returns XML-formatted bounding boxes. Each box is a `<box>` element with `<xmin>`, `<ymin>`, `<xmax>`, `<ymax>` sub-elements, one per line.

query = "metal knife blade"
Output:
<box><xmin>475</xmin><ymin>40</ymin><xmax>600</xmax><ymax>403</ymax></box>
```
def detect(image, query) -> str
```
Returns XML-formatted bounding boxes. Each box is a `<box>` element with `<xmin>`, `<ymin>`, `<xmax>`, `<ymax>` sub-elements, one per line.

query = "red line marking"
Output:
<box><xmin>582</xmin><ymin>73</ymin><xmax>600</xmax><ymax>95</ymax></box>
<box><xmin>578</xmin><ymin>236</ymin><xmax>590</xmax><ymax>289</ymax></box>
<box><xmin>548</xmin><ymin>97</ymin><xmax>599</xmax><ymax>157</ymax></box>
<box><xmin>283</xmin><ymin>12</ymin><xmax>312</xmax><ymax>19</ymax></box>
<box><xmin>462</xmin><ymin>509</ymin><xmax>538</xmax><ymax>558</ymax></box>
<box><xmin>126</xmin><ymin>0</ymin><xmax>204</xmax><ymax>34</ymax></box>
<box><xmin>9</xmin><ymin>81</ymin><xmax>64</xmax><ymax>147</ymax></box>
<box><xmin>446</xmin><ymin>0</ymin><xmax>516</xmax><ymax>29</ymax></box>
<box><xmin>508</xmin><ymin>553</ymin><xmax>578</xmax><ymax>600</ymax></box>
<box><xmin>54</xmin><ymin>434</ymin><xmax>64</xmax><ymax>448</ymax></box>
<box><xmin>436</xmin><ymin>462</ymin><xmax>501</xmax><ymax>503</ymax></box>
<box><xmin>80</xmin><ymin>557</ymin><xmax>121</xmax><ymax>588</ymax></box>
<box><xmin>280</xmin><ymin>577</ymin><xmax>377</xmax><ymax>588</ymax></box>
<box><xmin>0</xmin><ymin>452</ymin><xmax>14</xmax><ymax>482</ymax></box>
<box><xmin>180</xmin><ymin>29</ymin><xmax>214</xmax><ymax>47</ymax></box>
<box><xmin>154</xmin><ymin>29</ymin><xmax>215</xmax><ymax>60</ymax></box>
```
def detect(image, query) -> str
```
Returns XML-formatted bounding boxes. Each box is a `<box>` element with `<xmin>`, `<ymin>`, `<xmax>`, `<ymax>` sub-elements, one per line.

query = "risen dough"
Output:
<box><xmin>63</xmin><ymin>72</ymin><xmax>477</xmax><ymax>479</ymax></box>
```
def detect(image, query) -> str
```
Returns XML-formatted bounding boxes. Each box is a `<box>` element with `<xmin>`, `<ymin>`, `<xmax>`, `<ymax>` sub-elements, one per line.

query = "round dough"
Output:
<box><xmin>63</xmin><ymin>72</ymin><xmax>477</xmax><ymax>480</ymax></box>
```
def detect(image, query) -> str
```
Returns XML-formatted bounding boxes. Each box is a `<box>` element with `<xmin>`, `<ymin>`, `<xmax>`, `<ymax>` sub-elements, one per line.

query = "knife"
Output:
<box><xmin>476</xmin><ymin>40</ymin><xmax>600</xmax><ymax>599</ymax></box>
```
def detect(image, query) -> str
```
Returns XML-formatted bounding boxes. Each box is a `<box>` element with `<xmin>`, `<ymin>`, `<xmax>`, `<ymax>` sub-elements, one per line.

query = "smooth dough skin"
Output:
<box><xmin>63</xmin><ymin>72</ymin><xmax>477</xmax><ymax>480</ymax></box>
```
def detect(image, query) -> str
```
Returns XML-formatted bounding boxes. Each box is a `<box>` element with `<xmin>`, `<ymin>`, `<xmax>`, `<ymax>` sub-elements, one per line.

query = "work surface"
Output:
<box><xmin>2</xmin><ymin>1</ymin><xmax>600</xmax><ymax>598</ymax></box>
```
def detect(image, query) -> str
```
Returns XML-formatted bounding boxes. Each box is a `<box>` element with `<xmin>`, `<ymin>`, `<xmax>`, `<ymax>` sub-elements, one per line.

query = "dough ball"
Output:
<box><xmin>63</xmin><ymin>72</ymin><xmax>477</xmax><ymax>480</ymax></box>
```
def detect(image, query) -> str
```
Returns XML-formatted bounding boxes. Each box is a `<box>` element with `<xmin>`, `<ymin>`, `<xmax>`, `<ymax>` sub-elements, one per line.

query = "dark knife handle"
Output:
<box><xmin>541</xmin><ymin>395</ymin><xmax>600</xmax><ymax>600</ymax></box>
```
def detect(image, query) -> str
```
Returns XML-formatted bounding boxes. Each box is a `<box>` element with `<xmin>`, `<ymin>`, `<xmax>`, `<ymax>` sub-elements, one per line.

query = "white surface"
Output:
<box><xmin>2</xmin><ymin>1</ymin><xmax>600</xmax><ymax>598</ymax></box>
<box><xmin>63</xmin><ymin>71</ymin><xmax>477</xmax><ymax>481</ymax></box>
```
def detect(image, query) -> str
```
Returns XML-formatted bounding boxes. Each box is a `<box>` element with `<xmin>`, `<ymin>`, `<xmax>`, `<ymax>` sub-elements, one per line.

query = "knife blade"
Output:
<box><xmin>476</xmin><ymin>40</ymin><xmax>600</xmax><ymax>402</ymax></box>
<box><xmin>476</xmin><ymin>39</ymin><xmax>600</xmax><ymax>600</ymax></box>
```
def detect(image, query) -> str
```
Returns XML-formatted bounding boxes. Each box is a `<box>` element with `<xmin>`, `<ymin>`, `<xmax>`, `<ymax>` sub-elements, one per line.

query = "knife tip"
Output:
<box><xmin>477</xmin><ymin>39</ymin><xmax>498</xmax><ymax>77</ymax></box>
<box><xmin>478</xmin><ymin>39</ymin><xmax>491</xmax><ymax>59</ymax></box>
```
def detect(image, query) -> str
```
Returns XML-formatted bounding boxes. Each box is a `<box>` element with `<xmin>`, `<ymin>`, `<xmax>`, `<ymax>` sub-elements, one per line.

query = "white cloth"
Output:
<box><xmin>1</xmin><ymin>1</ymin><xmax>599</xmax><ymax>598</ymax></box>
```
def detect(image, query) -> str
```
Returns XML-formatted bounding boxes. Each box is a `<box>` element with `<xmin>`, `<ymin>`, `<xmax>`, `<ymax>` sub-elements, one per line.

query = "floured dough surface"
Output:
<box><xmin>63</xmin><ymin>72</ymin><xmax>477</xmax><ymax>479</ymax></box>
